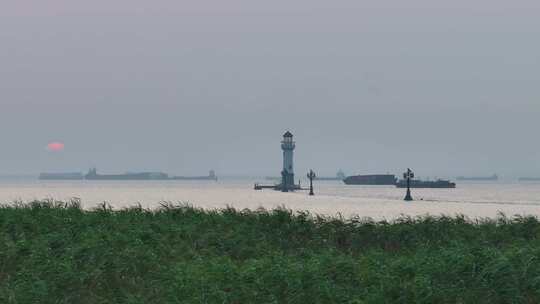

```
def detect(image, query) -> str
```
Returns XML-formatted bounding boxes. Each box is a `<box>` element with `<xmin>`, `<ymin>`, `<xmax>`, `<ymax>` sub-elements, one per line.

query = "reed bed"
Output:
<box><xmin>1</xmin><ymin>200</ymin><xmax>540</xmax><ymax>303</ymax></box>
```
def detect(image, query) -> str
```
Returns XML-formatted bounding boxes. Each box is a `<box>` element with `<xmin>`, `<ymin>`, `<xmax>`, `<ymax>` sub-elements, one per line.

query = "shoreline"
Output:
<box><xmin>2</xmin><ymin>195</ymin><xmax>540</xmax><ymax>220</ymax></box>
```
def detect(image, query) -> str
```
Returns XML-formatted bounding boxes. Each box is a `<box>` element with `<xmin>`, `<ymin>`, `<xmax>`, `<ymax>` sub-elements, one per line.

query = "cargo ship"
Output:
<box><xmin>39</xmin><ymin>172</ymin><xmax>84</xmax><ymax>180</ymax></box>
<box><xmin>171</xmin><ymin>170</ymin><xmax>218</xmax><ymax>181</ymax></box>
<box><xmin>456</xmin><ymin>174</ymin><xmax>498</xmax><ymax>181</ymax></box>
<box><xmin>396</xmin><ymin>179</ymin><xmax>456</xmax><ymax>188</ymax></box>
<box><xmin>85</xmin><ymin>168</ymin><xmax>169</xmax><ymax>180</ymax></box>
<box><xmin>343</xmin><ymin>174</ymin><xmax>397</xmax><ymax>185</ymax></box>
<box><xmin>84</xmin><ymin>168</ymin><xmax>217</xmax><ymax>181</ymax></box>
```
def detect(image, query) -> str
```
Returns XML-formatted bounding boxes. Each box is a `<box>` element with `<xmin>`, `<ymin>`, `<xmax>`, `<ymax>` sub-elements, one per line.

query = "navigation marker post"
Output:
<box><xmin>307</xmin><ymin>170</ymin><xmax>316</xmax><ymax>196</ymax></box>
<box><xmin>403</xmin><ymin>168</ymin><xmax>414</xmax><ymax>201</ymax></box>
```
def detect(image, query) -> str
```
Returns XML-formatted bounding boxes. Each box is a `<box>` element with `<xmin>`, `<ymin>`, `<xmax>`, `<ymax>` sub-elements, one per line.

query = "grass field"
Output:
<box><xmin>1</xmin><ymin>200</ymin><xmax>540</xmax><ymax>303</ymax></box>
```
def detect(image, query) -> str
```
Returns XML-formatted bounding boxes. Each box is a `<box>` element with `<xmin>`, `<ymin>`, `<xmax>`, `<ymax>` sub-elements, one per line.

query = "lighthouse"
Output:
<box><xmin>281</xmin><ymin>131</ymin><xmax>295</xmax><ymax>191</ymax></box>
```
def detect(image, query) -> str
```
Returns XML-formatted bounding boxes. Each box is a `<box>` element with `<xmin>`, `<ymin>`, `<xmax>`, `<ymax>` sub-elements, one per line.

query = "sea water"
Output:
<box><xmin>1</xmin><ymin>178</ymin><xmax>540</xmax><ymax>220</ymax></box>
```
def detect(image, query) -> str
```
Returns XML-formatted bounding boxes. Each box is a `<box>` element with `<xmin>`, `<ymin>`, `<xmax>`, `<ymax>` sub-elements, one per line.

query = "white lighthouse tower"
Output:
<box><xmin>281</xmin><ymin>131</ymin><xmax>296</xmax><ymax>191</ymax></box>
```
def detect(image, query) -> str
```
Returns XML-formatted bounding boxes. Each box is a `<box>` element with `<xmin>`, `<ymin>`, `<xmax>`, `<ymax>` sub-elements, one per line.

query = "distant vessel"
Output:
<box><xmin>85</xmin><ymin>168</ymin><xmax>169</xmax><ymax>180</ymax></box>
<box><xmin>396</xmin><ymin>179</ymin><xmax>456</xmax><ymax>188</ymax></box>
<box><xmin>83</xmin><ymin>168</ymin><xmax>217</xmax><ymax>181</ymax></box>
<box><xmin>39</xmin><ymin>172</ymin><xmax>84</xmax><ymax>180</ymax></box>
<box><xmin>316</xmin><ymin>170</ymin><xmax>346</xmax><ymax>181</ymax></box>
<box><xmin>456</xmin><ymin>174</ymin><xmax>498</xmax><ymax>181</ymax></box>
<box><xmin>171</xmin><ymin>170</ymin><xmax>218</xmax><ymax>181</ymax></box>
<box><xmin>343</xmin><ymin>174</ymin><xmax>397</xmax><ymax>185</ymax></box>
<box><xmin>518</xmin><ymin>177</ymin><xmax>540</xmax><ymax>182</ymax></box>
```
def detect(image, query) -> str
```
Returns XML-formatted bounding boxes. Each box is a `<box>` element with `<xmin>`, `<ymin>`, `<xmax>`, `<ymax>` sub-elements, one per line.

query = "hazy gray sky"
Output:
<box><xmin>1</xmin><ymin>0</ymin><xmax>539</xmax><ymax>177</ymax></box>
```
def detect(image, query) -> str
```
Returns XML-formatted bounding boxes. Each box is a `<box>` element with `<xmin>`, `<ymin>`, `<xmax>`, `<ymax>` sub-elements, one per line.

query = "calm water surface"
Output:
<box><xmin>1</xmin><ymin>179</ymin><xmax>540</xmax><ymax>219</ymax></box>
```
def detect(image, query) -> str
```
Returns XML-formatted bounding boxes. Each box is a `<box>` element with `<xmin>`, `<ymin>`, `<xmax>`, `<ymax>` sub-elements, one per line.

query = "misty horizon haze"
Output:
<box><xmin>1</xmin><ymin>0</ymin><xmax>539</xmax><ymax>178</ymax></box>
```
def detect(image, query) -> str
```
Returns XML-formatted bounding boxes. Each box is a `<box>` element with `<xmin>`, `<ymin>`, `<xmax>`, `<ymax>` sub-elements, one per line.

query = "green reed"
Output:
<box><xmin>1</xmin><ymin>200</ymin><xmax>540</xmax><ymax>303</ymax></box>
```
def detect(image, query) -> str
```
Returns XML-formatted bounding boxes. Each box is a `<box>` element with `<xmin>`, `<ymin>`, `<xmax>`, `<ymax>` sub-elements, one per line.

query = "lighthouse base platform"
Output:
<box><xmin>254</xmin><ymin>183</ymin><xmax>304</xmax><ymax>192</ymax></box>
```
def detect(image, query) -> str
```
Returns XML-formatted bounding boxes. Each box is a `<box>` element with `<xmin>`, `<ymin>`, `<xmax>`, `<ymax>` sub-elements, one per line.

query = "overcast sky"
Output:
<box><xmin>1</xmin><ymin>0</ymin><xmax>539</xmax><ymax>178</ymax></box>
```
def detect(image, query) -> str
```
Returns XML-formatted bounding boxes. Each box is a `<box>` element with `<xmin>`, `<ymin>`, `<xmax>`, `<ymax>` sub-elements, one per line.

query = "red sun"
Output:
<box><xmin>47</xmin><ymin>142</ymin><xmax>65</xmax><ymax>152</ymax></box>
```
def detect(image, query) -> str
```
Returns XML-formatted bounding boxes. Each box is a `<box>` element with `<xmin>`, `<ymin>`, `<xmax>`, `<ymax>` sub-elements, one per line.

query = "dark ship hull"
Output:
<box><xmin>171</xmin><ymin>176</ymin><xmax>217</xmax><ymax>181</ymax></box>
<box><xmin>396</xmin><ymin>179</ymin><xmax>456</xmax><ymax>188</ymax></box>
<box><xmin>172</xmin><ymin>170</ymin><xmax>217</xmax><ymax>181</ymax></box>
<box><xmin>343</xmin><ymin>174</ymin><xmax>397</xmax><ymax>185</ymax></box>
